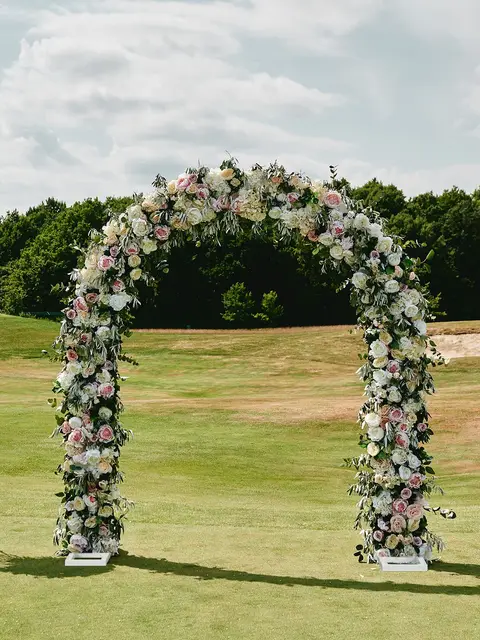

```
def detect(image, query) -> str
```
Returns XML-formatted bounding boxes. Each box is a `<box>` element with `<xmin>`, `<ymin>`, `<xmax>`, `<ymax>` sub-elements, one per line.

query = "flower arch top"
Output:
<box><xmin>52</xmin><ymin>159</ymin><xmax>446</xmax><ymax>562</ymax></box>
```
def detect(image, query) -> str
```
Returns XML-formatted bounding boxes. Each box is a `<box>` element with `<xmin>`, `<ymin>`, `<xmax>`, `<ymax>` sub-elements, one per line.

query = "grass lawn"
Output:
<box><xmin>0</xmin><ymin>314</ymin><xmax>479</xmax><ymax>640</ymax></box>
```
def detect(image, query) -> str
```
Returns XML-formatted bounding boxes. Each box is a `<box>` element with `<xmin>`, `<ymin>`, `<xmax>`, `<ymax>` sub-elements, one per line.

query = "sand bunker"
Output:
<box><xmin>430</xmin><ymin>333</ymin><xmax>480</xmax><ymax>359</ymax></box>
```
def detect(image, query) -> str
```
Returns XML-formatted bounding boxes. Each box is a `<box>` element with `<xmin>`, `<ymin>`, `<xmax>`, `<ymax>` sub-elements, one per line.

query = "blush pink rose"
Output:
<box><xmin>387</xmin><ymin>360</ymin><xmax>401</xmax><ymax>374</ymax></box>
<box><xmin>99</xmin><ymin>524</ymin><xmax>109</xmax><ymax>536</ymax></box>
<box><xmin>406</xmin><ymin>503</ymin><xmax>424</xmax><ymax>520</ymax></box>
<box><xmin>395</xmin><ymin>432</ymin><xmax>410</xmax><ymax>448</ymax></box>
<box><xmin>84</xmin><ymin>494</ymin><xmax>97</xmax><ymax>509</ymax></box>
<box><xmin>370</xmin><ymin>250</ymin><xmax>380</xmax><ymax>260</ymax></box>
<box><xmin>417</xmin><ymin>422</ymin><xmax>428</xmax><ymax>432</ymax></box>
<box><xmin>66</xmin><ymin>309</ymin><xmax>77</xmax><ymax>320</ymax></box>
<box><xmin>98</xmin><ymin>255</ymin><xmax>115</xmax><ymax>271</ymax></box>
<box><xmin>389</xmin><ymin>408</ymin><xmax>404</xmax><ymax>423</ymax></box>
<box><xmin>85</xmin><ymin>293</ymin><xmax>99</xmax><ymax>304</ymax></box>
<box><xmin>390</xmin><ymin>514</ymin><xmax>407</xmax><ymax>533</ymax></box>
<box><xmin>196</xmin><ymin>185</ymin><xmax>209</xmax><ymax>199</ymax></box>
<box><xmin>98</xmin><ymin>425</ymin><xmax>114</xmax><ymax>442</ymax></box>
<box><xmin>104</xmin><ymin>360</ymin><xmax>114</xmax><ymax>371</ymax></box>
<box><xmin>271</xmin><ymin>176</ymin><xmax>282</xmax><ymax>185</ymax></box>
<box><xmin>125</xmin><ymin>243</ymin><xmax>140</xmax><ymax>256</ymax></box>
<box><xmin>332</xmin><ymin>222</ymin><xmax>344</xmax><ymax>236</ymax></box>
<box><xmin>400</xmin><ymin>488</ymin><xmax>412</xmax><ymax>500</ymax></box>
<box><xmin>409</xmin><ymin>272</ymin><xmax>416</xmax><ymax>281</ymax></box>
<box><xmin>154</xmin><ymin>226</ymin><xmax>170</xmax><ymax>241</ymax></box>
<box><xmin>287</xmin><ymin>192</ymin><xmax>299</xmax><ymax>204</ymax></box>
<box><xmin>68</xmin><ymin>429</ymin><xmax>84</xmax><ymax>444</ymax></box>
<box><xmin>392</xmin><ymin>499</ymin><xmax>408</xmax><ymax>514</ymax></box>
<box><xmin>74</xmin><ymin>297</ymin><xmax>88</xmax><ymax>312</ymax></box>
<box><xmin>66</xmin><ymin>349</ymin><xmax>78</xmax><ymax>362</ymax></box>
<box><xmin>323</xmin><ymin>191</ymin><xmax>342</xmax><ymax>208</ymax></box>
<box><xmin>98</xmin><ymin>382</ymin><xmax>115</xmax><ymax>399</ymax></box>
<box><xmin>61</xmin><ymin>421</ymin><xmax>72</xmax><ymax>435</ymax></box>
<box><xmin>413</xmin><ymin>536</ymin><xmax>423</xmax><ymax>546</ymax></box>
<box><xmin>112</xmin><ymin>279</ymin><xmax>125</xmax><ymax>292</ymax></box>
<box><xmin>373</xmin><ymin>530</ymin><xmax>384</xmax><ymax>542</ymax></box>
<box><xmin>176</xmin><ymin>174</ymin><xmax>195</xmax><ymax>190</ymax></box>
<box><xmin>408</xmin><ymin>473</ymin><xmax>423</xmax><ymax>489</ymax></box>
<box><xmin>79</xmin><ymin>333</ymin><xmax>92</xmax><ymax>344</ymax></box>
<box><xmin>109</xmin><ymin>245</ymin><xmax>120</xmax><ymax>258</ymax></box>
<box><xmin>398</xmin><ymin>423</ymin><xmax>409</xmax><ymax>432</ymax></box>
<box><xmin>307</xmin><ymin>230</ymin><xmax>319</xmax><ymax>242</ymax></box>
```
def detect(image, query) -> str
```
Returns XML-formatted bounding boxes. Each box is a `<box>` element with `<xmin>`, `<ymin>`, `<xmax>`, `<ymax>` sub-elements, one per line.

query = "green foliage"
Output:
<box><xmin>1</xmin><ymin>179</ymin><xmax>480</xmax><ymax>325</ymax></box>
<box><xmin>221</xmin><ymin>282</ymin><xmax>256</xmax><ymax>327</ymax></box>
<box><xmin>253</xmin><ymin>291</ymin><xmax>284</xmax><ymax>326</ymax></box>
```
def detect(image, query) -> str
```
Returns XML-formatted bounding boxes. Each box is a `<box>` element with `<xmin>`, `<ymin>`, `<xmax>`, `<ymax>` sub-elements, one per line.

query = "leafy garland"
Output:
<box><xmin>50</xmin><ymin>158</ymin><xmax>452</xmax><ymax>561</ymax></box>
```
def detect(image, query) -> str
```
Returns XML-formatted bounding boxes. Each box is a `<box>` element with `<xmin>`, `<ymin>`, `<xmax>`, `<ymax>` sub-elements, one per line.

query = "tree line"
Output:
<box><xmin>0</xmin><ymin>179</ymin><xmax>479</xmax><ymax>328</ymax></box>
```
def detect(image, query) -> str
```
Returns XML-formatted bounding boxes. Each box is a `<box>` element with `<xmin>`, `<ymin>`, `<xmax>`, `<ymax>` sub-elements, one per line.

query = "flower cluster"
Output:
<box><xmin>51</xmin><ymin>158</ymin><xmax>446</xmax><ymax>560</ymax></box>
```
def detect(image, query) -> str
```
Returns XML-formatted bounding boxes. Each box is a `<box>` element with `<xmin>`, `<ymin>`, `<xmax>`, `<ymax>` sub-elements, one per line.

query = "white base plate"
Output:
<box><xmin>377</xmin><ymin>555</ymin><xmax>428</xmax><ymax>572</ymax></box>
<box><xmin>65</xmin><ymin>552</ymin><xmax>111</xmax><ymax>567</ymax></box>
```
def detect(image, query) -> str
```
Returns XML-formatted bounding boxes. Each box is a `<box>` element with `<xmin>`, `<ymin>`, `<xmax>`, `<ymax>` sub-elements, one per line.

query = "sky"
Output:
<box><xmin>1</xmin><ymin>0</ymin><xmax>480</xmax><ymax>212</ymax></box>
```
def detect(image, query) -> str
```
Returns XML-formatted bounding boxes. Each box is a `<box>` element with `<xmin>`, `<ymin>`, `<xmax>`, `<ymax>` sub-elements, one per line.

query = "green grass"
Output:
<box><xmin>0</xmin><ymin>314</ymin><xmax>479</xmax><ymax>640</ymax></box>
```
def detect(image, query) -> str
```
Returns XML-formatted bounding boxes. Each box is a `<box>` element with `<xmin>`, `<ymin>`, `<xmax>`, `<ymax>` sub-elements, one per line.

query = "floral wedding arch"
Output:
<box><xmin>51</xmin><ymin>159</ymin><xmax>449</xmax><ymax>563</ymax></box>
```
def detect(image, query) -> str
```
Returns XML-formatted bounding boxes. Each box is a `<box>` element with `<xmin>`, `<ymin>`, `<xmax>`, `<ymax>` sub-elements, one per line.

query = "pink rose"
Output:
<box><xmin>85</xmin><ymin>293</ymin><xmax>99</xmax><ymax>305</ymax></box>
<box><xmin>376</xmin><ymin>549</ymin><xmax>390</xmax><ymax>558</ymax></box>
<box><xmin>196</xmin><ymin>185</ymin><xmax>209</xmax><ymax>199</ymax></box>
<box><xmin>110</xmin><ymin>245</ymin><xmax>120</xmax><ymax>258</ymax></box>
<box><xmin>400</xmin><ymin>488</ymin><xmax>412</xmax><ymax>500</ymax></box>
<box><xmin>287</xmin><ymin>192</ymin><xmax>299</xmax><ymax>204</ymax></box>
<box><xmin>176</xmin><ymin>174</ymin><xmax>195</xmax><ymax>191</ymax></box>
<box><xmin>154</xmin><ymin>226</ymin><xmax>170</xmax><ymax>241</ymax></box>
<box><xmin>98</xmin><ymin>382</ymin><xmax>115</xmax><ymax>399</ymax></box>
<box><xmin>79</xmin><ymin>333</ymin><xmax>92</xmax><ymax>344</ymax></box>
<box><xmin>394</xmin><ymin>266</ymin><xmax>403</xmax><ymax>277</ymax></box>
<box><xmin>186</xmin><ymin>182</ymin><xmax>197</xmax><ymax>195</ymax></box>
<box><xmin>61</xmin><ymin>421</ymin><xmax>72</xmax><ymax>435</ymax></box>
<box><xmin>395</xmin><ymin>432</ymin><xmax>410</xmax><ymax>448</ymax></box>
<box><xmin>370</xmin><ymin>250</ymin><xmax>380</xmax><ymax>260</ymax></box>
<box><xmin>332</xmin><ymin>222</ymin><xmax>344</xmax><ymax>236</ymax></box>
<box><xmin>307</xmin><ymin>230</ymin><xmax>319</xmax><ymax>242</ymax></box>
<box><xmin>66</xmin><ymin>309</ymin><xmax>77</xmax><ymax>320</ymax></box>
<box><xmin>392</xmin><ymin>499</ymin><xmax>408</xmax><ymax>514</ymax></box>
<box><xmin>99</xmin><ymin>524</ymin><xmax>109</xmax><ymax>537</ymax></box>
<box><xmin>373</xmin><ymin>530</ymin><xmax>384</xmax><ymax>542</ymax></box>
<box><xmin>66</xmin><ymin>349</ymin><xmax>78</xmax><ymax>362</ymax></box>
<box><xmin>413</xmin><ymin>536</ymin><xmax>423</xmax><ymax>546</ymax></box>
<box><xmin>408</xmin><ymin>473</ymin><xmax>423</xmax><ymax>489</ymax></box>
<box><xmin>98</xmin><ymin>255</ymin><xmax>115</xmax><ymax>271</ymax></box>
<box><xmin>389</xmin><ymin>407</ymin><xmax>404</xmax><ymax>423</ymax></box>
<box><xmin>406</xmin><ymin>503</ymin><xmax>424</xmax><ymax>520</ymax></box>
<box><xmin>68</xmin><ymin>429</ymin><xmax>84</xmax><ymax>444</ymax></box>
<box><xmin>398</xmin><ymin>423</ymin><xmax>409</xmax><ymax>432</ymax></box>
<box><xmin>231</xmin><ymin>198</ymin><xmax>242</xmax><ymax>214</ymax></box>
<box><xmin>390</xmin><ymin>514</ymin><xmax>407</xmax><ymax>533</ymax></box>
<box><xmin>74</xmin><ymin>297</ymin><xmax>88</xmax><ymax>312</ymax></box>
<box><xmin>323</xmin><ymin>191</ymin><xmax>342</xmax><ymax>208</ymax></box>
<box><xmin>112</xmin><ymin>279</ymin><xmax>125</xmax><ymax>292</ymax></box>
<box><xmin>98</xmin><ymin>425</ymin><xmax>114</xmax><ymax>442</ymax></box>
<box><xmin>271</xmin><ymin>176</ymin><xmax>282</xmax><ymax>185</ymax></box>
<box><xmin>417</xmin><ymin>422</ymin><xmax>428</xmax><ymax>432</ymax></box>
<box><xmin>387</xmin><ymin>360</ymin><xmax>401</xmax><ymax>374</ymax></box>
<box><xmin>212</xmin><ymin>196</ymin><xmax>230</xmax><ymax>212</ymax></box>
<box><xmin>125</xmin><ymin>243</ymin><xmax>140</xmax><ymax>256</ymax></box>
<box><xmin>409</xmin><ymin>272</ymin><xmax>416</xmax><ymax>281</ymax></box>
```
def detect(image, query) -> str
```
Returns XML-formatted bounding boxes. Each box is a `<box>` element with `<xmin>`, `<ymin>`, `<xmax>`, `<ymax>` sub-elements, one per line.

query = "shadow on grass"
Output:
<box><xmin>1</xmin><ymin>551</ymin><xmax>479</xmax><ymax>595</ymax></box>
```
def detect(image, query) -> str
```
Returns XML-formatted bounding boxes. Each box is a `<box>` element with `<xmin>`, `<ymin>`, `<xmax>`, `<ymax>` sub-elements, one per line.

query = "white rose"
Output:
<box><xmin>377</xmin><ymin>236</ymin><xmax>393</xmax><ymax>253</ymax></box>
<box><xmin>352</xmin><ymin>271</ymin><xmax>368</xmax><ymax>289</ymax></box>
<box><xmin>368</xmin><ymin>426</ymin><xmax>385</xmax><ymax>442</ymax></box>
<box><xmin>268</xmin><ymin>207</ymin><xmax>282</xmax><ymax>219</ymax></box>
<box><xmin>85</xmin><ymin>449</ymin><xmax>101</xmax><ymax>466</ymax></box>
<box><xmin>407</xmin><ymin>453</ymin><xmax>421</xmax><ymax>469</ymax></box>
<box><xmin>370</xmin><ymin>340</ymin><xmax>389</xmax><ymax>358</ymax></box>
<box><xmin>98</xmin><ymin>407</ymin><xmax>112</xmax><ymax>420</ymax></box>
<box><xmin>367</xmin><ymin>442</ymin><xmax>380</xmax><ymax>456</ymax></box>
<box><xmin>329</xmin><ymin>245</ymin><xmax>344</xmax><ymax>260</ymax></box>
<box><xmin>109</xmin><ymin>293</ymin><xmax>132</xmax><ymax>311</ymax></box>
<box><xmin>391</xmin><ymin>449</ymin><xmax>408</xmax><ymax>465</ymax></box>
<box><xmin>187</xmin><ymin>208</ymin><xmax>203</xmax><ymax>225</ymax></box>
<box><xmin>128</xmin><ymin>255</ymin><xmax>141</xmax><ymax>268</ymax></box>
<box><xmin>387</xmin><ymin>387</ymin><xmax>402</xmax><ymax>403</ymax></box>
<box><xmin>373</xmin><ymin>356</ymin><xmax>388</xmax><ymax>368</ymax></box>
<box><xmin>389</xmin><ymin>302</ymin><xmax>403</xmax><ymax>316</ymax></box>
<box><xmin>353</xmin><ymin>213</ymin><xmax>370</xmax><ymax>230</ymax></box>
<box><xmin>69</xmin><ymin>416</ymin><xmax>83</xmax><ymax>430</ymax></box>
<box><xmin>369</xmin><ymin>222</ymin><xmax>383</xmax><ymax>238</ymax></box>
<box><xmin>365</xmin><ymin>412</ymin><xmax>381</xmax><ymax>428</ymax></box>
<box><xmin>387</xmin><ymin>253</ymin><xmax>402</xmax><ymax>266</ymax></box>
<box><xmin>399</xmin><ymin>337</ymin><xmax>412</xmax><ymax>351</ymax></box>
<box><xmin>404</xmin><ymin>304</ymin><xmax>419</xmax><ymax>318</ymax></box>
<box><xmin>126</xmin><ymin>204</ymin><xmax>143</xmax><ymax>220</ymax></box>
<box><xmin>372</xmin><ymin>369</ymin><xmax>391</xmax><ymax>386</ymax></box>
<box><xmin>66</xmin><ymin>361</ymin><xmax>82</xmax><ymax>375</ymax></box>
<box><xmin>318</xmin><ymin>233</ymin><xmax>334</xmax><ymax>246</ymax></box>
<box><xmin>130</xmin><ymin>268</ymin><xmax>142</xmax><ymax>281</ymax></box>
<box><xmin>414</xmin><ymin>319</ymin><xmax>427</xmax><ymax>335</ymax></box>
<box><xmin>408</xmin><ymin>289</ymin><xmax>421</xmax><ymax>304</ymax></box>
<box><xmin>142</xmin><ymin>238</ymin><xmax>157</xmax><ymax>255</ymax></box>
<box><xmin>132</xmin><ymin>218</ymin><xmax>149</xmax><ymax>237</ymax></box>
<box><xmin>96</xmin><ymin>326</ymin><xmax>111</xmax><ymax>341</ymax></box>
<box><xmin>385</xmin><ymin>280</ymin><xmax>400</xmax><ymax>294</ymax></box>
<box><xmin>57</xmin><ymin>370</ymin><xmax>75</xmax><ymax>390</ymax></box>
<box><xmin>399</xmin><ymin>465</ymin><xmax>412</xmax><ymax>480</ymax></box>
